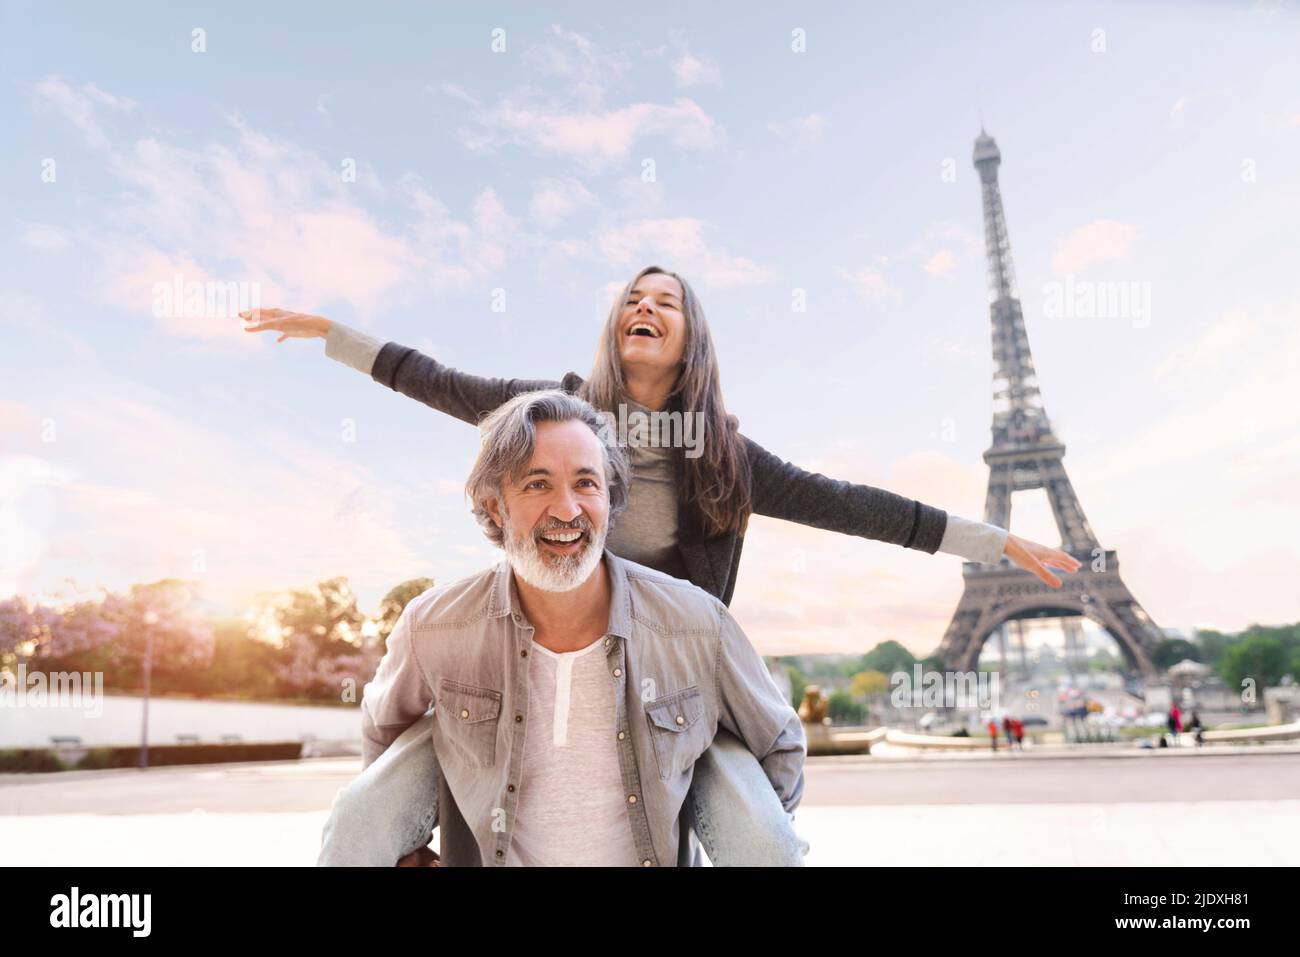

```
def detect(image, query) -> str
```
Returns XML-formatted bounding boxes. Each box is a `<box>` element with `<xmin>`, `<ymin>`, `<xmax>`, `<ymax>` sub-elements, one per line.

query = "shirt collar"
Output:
<box><xmin>486</xmin><ymin>547</ymin><xmax>635</xmax><ymax>641</ymax></box>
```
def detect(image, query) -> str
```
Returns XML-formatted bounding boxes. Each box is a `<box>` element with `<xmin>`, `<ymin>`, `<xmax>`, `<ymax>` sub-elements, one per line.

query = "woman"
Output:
<box><xmin>243</xmin><ymin>265</ymin><xmax>1078</xmax><ymax>866</ymax></box>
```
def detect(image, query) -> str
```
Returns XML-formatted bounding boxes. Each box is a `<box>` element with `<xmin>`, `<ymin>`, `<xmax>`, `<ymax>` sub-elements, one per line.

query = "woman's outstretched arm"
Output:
<box><xmin>240</xmin><ymin>310</ymin><xmax>563</xmax><ymax>426</ymax></box>
<box><xmin>743</xmin><ymin>434</ymin><xmax>1080</xmax><ymax>587</ymax></box>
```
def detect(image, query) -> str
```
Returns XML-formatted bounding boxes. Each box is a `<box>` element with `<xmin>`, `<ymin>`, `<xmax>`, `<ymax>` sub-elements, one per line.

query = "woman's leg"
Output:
<box><xmin>684</xmin><ymin>726</ymin><xmax>810</xmax><ymax>866</ymax></box>
<box><xmin>317</xmin><ymin>710</ymin><xmax>441</xmax><ymax>866</ymax></box>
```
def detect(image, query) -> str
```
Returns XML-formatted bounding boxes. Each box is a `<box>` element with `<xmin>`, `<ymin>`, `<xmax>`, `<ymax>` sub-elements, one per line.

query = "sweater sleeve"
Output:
<box><xmin>370</xmin><ymin>341</ymin><xmax>565</xmax><ymax>426</ymax></box>
<box><xmin>324</xmin><ymin>321</ymin><xmax>385</xmax><ymax>374</ymax></box>
<box><xmin>937</xmin><ymin>514</ymin><xmax>1009</xmax><ymax>565</ymax></box>
<box><xmin>743</xmin><ymin>434</ymin><xmax>948</xmax><ymax>553</ymax></box>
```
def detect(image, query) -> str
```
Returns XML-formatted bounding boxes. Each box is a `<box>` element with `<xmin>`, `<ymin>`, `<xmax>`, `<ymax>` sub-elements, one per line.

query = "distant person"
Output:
<box><xmin>1012</xmin><ymin>717</ymin><xmax>1025</xmax><ymax>750</ymax></box>
<box><xmin>1168</xmin><ymin>704</ymin><xmax>1182</xmax><ymax>745</ymax></box>
<box><xmin>987</xmin><ymin>719</ymin><xmax>999</xmax><ymax>752</ymax></box>
<box><xmin>1002</xmin><ymin>715</ymin><xmax>1014</xmax><ymax>748</ymax></box>
<box><xmin>1189</xmin><ymin>710</ymin><xmax>1205</xmax><ymax>747</ymax></box>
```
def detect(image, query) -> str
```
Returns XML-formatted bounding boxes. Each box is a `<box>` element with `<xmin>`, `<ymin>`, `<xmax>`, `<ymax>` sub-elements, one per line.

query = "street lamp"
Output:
<box><xmin>138</xmin><ymin>609</ymin><xmax>158</xmax><ymax>770</ymax></box>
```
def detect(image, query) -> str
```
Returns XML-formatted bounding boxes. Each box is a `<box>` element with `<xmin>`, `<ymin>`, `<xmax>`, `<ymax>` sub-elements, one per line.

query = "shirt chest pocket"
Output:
<box><xmin>437</xmin><ymin>678</ymin><xmax>503</xmax><ymax>769</ymax></box>
<box><xmin>643</xmin><ymin>686</ymin><xmax>709</xmax><ymax>781</ymax></box>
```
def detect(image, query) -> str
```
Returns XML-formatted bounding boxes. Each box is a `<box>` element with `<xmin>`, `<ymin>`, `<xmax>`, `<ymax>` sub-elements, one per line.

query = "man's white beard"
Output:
<box><xmin>500</xmin><ymin>504</ymin><xmax>607</xmax><ymax>593</ymax></box>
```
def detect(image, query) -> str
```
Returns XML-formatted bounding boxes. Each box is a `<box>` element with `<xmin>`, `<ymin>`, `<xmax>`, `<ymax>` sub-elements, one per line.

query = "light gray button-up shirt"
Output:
<box><xmin>359</xmin><ymin>549</ymin><xmax>807</xmax><ymax>866</ymax></box>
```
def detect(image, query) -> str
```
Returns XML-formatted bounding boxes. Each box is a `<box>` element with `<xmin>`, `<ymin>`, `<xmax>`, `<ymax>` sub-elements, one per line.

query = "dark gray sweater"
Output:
<box><xmin>366</xmin><ymin>342</ymin><xmax>949</xmax><ymax>607</ymax></box>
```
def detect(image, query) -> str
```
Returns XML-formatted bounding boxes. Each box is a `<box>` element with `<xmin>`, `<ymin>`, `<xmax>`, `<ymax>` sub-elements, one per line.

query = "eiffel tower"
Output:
<box><xmin>938</xmin><ymin>130</ymin><xmax>1162</xmax><ymax>682</ymax></box>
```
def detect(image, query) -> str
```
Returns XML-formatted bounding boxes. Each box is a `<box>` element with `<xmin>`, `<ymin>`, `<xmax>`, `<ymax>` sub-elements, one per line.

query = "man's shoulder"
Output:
<box><xmin>613</xmin><ymin>555</ymin><xmax>727</xmax><ymax>636</ymax></box>
<box><xmin>401</xmin><ymin>564</ymin><xmax>502</xmax><ymax>631</ymax></box>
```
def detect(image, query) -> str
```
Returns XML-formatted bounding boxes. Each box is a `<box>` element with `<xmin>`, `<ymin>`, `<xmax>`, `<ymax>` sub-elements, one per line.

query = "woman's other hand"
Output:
<box><xmin>239</xmin><ymin>308</ymin><xmax>330</xmax><ymax>343</ymax></box>
<box><xmin>1003</xmin><ymin>533</ymin><xmax>1082</xmax><ymax>588</ymax></box>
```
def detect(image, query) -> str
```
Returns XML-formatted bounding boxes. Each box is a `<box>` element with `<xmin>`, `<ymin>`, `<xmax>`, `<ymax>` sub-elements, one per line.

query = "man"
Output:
<box><xmin>337</xmin><ymin>388</ymin><xmax>805</xmax><ymax>866</ymax></box>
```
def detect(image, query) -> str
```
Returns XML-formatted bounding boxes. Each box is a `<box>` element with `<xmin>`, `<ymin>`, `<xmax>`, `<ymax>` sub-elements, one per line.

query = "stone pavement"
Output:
<box><xmin>3</xmin><ymin>749</ymin><xmax>1296</xmax><ymax>866</ymax></box>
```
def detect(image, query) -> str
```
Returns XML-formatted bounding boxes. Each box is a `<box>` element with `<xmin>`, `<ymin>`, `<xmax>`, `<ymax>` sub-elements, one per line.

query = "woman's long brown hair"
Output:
<box><xmin>578</xmin><ymin>265</ymin><xmax>752</xmax><ymax>537</ymax></box>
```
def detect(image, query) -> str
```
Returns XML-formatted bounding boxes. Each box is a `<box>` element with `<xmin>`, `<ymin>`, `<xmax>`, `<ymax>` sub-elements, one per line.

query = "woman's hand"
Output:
<box><xmin>1003</xmin><ymin>533</ymin><xmax>1081</xmax><ymax>588</ymax></box>
<box><xmin>239</xmin><ymin>308</ymin><xmax>330</xmax><ymax>343</ymax></box>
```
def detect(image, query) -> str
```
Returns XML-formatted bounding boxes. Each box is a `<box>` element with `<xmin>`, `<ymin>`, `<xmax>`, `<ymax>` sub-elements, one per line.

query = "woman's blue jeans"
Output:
<box><xmin>318</xmin><ymin>711</ymin><xmax>809</xmax><ymax>866</ymax></box>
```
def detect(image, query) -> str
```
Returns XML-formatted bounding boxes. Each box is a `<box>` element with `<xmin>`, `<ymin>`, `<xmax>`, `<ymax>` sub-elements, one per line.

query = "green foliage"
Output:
<box><xmin>1153</xmin><ymin>638</ymin><xmax>1201</xmax><ymax>669</ymax></box>
<box><xmin>849</xmin><ymin>670</ymin><xmax>888</xmax><ymax>698</ymax></box>
<box><xmin>1219</xmin><ymin>635</ymin><xmax>1290</xmax><ymax>689</ymax></box>
<box><xmin>1195</xmin><ymin>629</ymin><xmax>1233</xmax><ymax>668</ymax></box>
<box><xmin>859</xmin><ymin>640</ymin><xmax>917</xmax><ymax>678</ymax></box>
<box><xmin>185</xmin><ymin>618</ymin><xmax>281</xmax><ymax>698</ymax></box>
<box><xmin>826</xmin><ymin>688</ymin><xmax>867</xmax><ymax>724</ymax></box>
<box><xmin>375</xmin><ymin>578</ymin><xmax>437</xmax><ymax>650</ymax></box>
<box><xmin>786</xmin><ymin>665</ymin><xmax>807</xmax><ymax>710</ymax></box>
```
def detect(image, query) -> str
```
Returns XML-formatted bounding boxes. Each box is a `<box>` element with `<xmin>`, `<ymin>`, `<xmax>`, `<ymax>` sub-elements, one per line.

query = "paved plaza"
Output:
<box><xmin>4</xmin><ymin>747</ymin><xmax>1297</xmax><ymax>866</ymax></box>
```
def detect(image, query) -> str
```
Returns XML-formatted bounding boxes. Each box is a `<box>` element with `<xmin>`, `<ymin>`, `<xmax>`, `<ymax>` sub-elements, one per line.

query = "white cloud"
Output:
<box><xmin>1051</xmin><ymin>219</ymin><xmax>1140</xmax><ymax>274</ymax></box>
<box><xmin>672</xmin><ymin>53</ymin><xmax>721</xmax><ymax>88</ymax></box>
<box><xmin>432</xmin><ymin>82</ymin><xmax>481</xmax><ymax>108</ymax></box>
<box><xmin>1</xmin><ymin>384</ymin><xmax>439</xmax><ymax>613</ymax></box>
<box><xmin>1080</xmin><ymin>300</ymin><xmax>1300</xmax><ymax>483</ymax></box>
<box><xmin>924</xmin><ymin>249</ymin><xmax>958</xmax><ymax>278</ymax></box>
<box><xmin>0</xmin><ymin>294</ymin><xmax>94</xmax><ymax>358</ymax></box>
<box><xmin>524</xmin><ymin>25</ymin><xmax>630</xmax><ymax>107</ymax></box>
<box><xmin>596</xmin><ymin>218</ymin><xmax>772</xmax><ymax>288</ymax></box>
<box><xmin>461</xmin><ymin>97</ymin><xmax>722</xmax><ymax>168</ymax></box>
<box><xmin>767</xmin><ymin>113</ymin><xmax>827</xmax><ymax>150</ymax></box>
<box><xmin>836</xmin><ymin>262</ymin><xmax>898</xmax><ymax>304</ymax></box>
<box><xmin>33</xmin><ymin>82</ymin><xmax>518</xmax><ymax>339</ymax></box>
<box><xmin>32</xmin><ymin>75</ymin><xmax>136</xmax><ymax>150</ymax></box>
<box><xmin>447</xmin><ymin>27</ymin><xmax>722</xmax><ymax>168</ymax></box>
<box><xmin>20</xmin><ymin>223</ymin><xmax>71</xmax><ymax>252</ymax></box>
<box><xmin>529</xmin><ymin>177</ymin><xmax>596</xmax><ymax>227</ymax></box>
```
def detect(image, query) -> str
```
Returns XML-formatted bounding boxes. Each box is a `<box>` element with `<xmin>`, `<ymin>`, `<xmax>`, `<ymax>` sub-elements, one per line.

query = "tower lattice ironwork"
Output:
<box><xmin>937</xmin><ymin>130</ymin><xmax>1162</xmax><ymax>681</ymax></box>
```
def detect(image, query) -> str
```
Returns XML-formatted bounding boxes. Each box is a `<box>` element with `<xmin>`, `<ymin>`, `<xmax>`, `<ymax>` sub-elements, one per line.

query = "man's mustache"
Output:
<box><xmin>533</xmin><ymin>517</ymin><xmax>595</xmax><ymax>538</ymax></box>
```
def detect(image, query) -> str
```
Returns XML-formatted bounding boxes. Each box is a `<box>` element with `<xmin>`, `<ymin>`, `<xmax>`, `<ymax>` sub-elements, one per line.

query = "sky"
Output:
<box><xmin>2</xmin><ymin>0</ymin><xmax>1298</xmax><ymax>656</ymax></box>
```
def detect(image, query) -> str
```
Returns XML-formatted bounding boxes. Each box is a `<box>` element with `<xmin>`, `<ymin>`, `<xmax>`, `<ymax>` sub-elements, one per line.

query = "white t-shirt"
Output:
<box><xmin>507</xmin><ymin>635</ymin><xmax>640</xmax><ymax>866</ymax></box>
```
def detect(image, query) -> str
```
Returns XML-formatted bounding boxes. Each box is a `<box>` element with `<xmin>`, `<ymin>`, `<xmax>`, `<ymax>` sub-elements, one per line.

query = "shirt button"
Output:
<box><xmin>617</xmin><ymin>731</ymin><xmax>625</xmax><ymax>741</ymax></box>
<box><xmin>603</xmin><ymin>637</ymin><xmax>611</xmax><ymax>647</ymax></box>
<box><xmin>520</xmin><ymin>649</ymin><xmax>528</xmax><ymax>658</ymax></box>
<box><xmin>515</xmin><ymin>714</ymin><xmax>523</xmax><ymax>723</ymax></box>
<box><xmin>460</xmin><ymin>709</ymin><xmax>470</xmax><ymax>719</ymax></box>
<box><xmin>675</xmin><ymin>715</ymin><xmax>685</xmax><ymax>725</ymax></box>
<box><xmin>496</xmin><ymin>849</ymin><xmax>504</xmax><ymax>858</ymax></box>
<box><xmin>507</xmin><ymin>784</ymin><xmax>515</xmax><ymax>793</ymax></box>
<box><xmin>613</xmin><ymin>668</ymin><xmax>622</xmax><ymax>677</ymax></box>
<box><xmin>626</xmin><ymin>794</ymin><xmax>637</xmax><ymax>805</ymax></box>
<box><xmin>642</xmin><ymin>859</ymin><xmax>653</xmax><ymax>867</ymax></box>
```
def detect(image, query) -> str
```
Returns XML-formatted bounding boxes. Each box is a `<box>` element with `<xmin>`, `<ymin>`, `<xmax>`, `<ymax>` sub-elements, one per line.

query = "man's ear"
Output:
<box><xmin>484</xmin><ymin>496</ymin><xmax>503</xmax><ymax>529</ymax></box>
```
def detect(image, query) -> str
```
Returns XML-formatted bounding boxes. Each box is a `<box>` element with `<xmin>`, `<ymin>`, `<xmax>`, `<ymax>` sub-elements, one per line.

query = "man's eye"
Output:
<box><xmin>579</xmin><ymin>479</ymin><xmax>598</xmax><ymax>488</ymax></box>
<box><xmin>526</xmin><ymin>480</ymin><xmax>547</xmax><ymax>489</ymax></box>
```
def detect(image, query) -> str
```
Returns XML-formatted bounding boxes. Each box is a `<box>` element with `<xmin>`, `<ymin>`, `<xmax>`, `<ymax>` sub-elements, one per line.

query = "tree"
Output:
<box><xmin>0</xmin><ymin>581</ymin><xmax>213</xmax><ymax>691</ymax></box>
<box><xmin>1153</xmin><ymin>638</ymin><xmax>1201</xmax><ymax>670</ymax></box>
<box><xmin>849</xmin><ymin>670</ymin><xmax>888</xmax><ymax>698</ymax></box>
<box><xmin>787</xmin><ymin>665</ymin><xmax>807</xmax><ymax>711</ymax></box>
<box><xmin>270</xmin><ymin>577</ymin><xmax>376</xmax><ymax>700</ymax></box>
<box><xmin>859</xmin><ymin>640</ymin><xmax>917</xmax><ymax>677</ymax></box>
<box><xmin>375</xmin><ymin>578</ymin><xmax>436</xmax><ymax>650</ymax></box>
<box><xmin>189</xmin><ymin>618</ymin><xmax>282</xmax><ymax>698</ymax></box>
<box><xmin>827</xmin><ymin>689</ymin><xmax>867</xmax><ymax>724</ymax></box>
<box><xmin>1219</xmin><ymin>635</ymin><xmax>1289</xmax><ymax>691</ymax></box>
<box><xmin>1195</xmin><ymin>629</ymin><xmax>1232</xmax><ymax>669</ymax></box>
<box><xmin>101</xmin><ymin>580</ymin><xmax>216</xmax><ymax>689</ymax></box>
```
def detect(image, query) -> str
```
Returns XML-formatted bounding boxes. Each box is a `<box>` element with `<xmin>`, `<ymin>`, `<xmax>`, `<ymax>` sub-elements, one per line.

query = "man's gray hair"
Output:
<box><xmin>466</xmin><ymin>390</ymin><xmax>630</xmax><ymax>546</ymax></box>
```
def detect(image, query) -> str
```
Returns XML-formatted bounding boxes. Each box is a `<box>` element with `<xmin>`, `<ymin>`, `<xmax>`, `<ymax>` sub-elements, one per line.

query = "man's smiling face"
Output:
<box><xmin>486</xmin><ymin>419</ymin><xmax>612</xmax><ymax>592</ymax></box>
